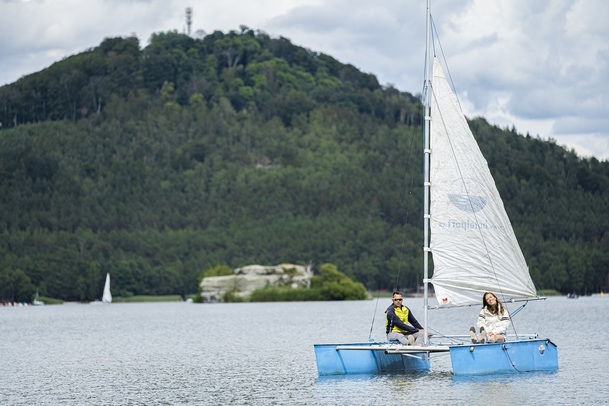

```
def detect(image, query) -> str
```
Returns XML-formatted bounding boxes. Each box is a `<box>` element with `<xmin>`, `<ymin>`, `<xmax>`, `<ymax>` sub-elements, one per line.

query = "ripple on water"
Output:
<box><xmin>1</xmin><ymin>298</ymin><xmax>608</xmax><ymax>405</ymax></box>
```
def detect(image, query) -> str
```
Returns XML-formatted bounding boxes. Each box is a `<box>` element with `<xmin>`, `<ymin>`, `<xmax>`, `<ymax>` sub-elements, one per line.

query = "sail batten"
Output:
<box><xmin>428</xmin><ymin>58</ymin><xmax>535</xmax><ymax>307</ymax></box>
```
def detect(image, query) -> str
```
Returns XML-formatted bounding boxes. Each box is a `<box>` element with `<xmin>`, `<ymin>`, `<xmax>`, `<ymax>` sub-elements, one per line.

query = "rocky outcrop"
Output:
<box><xmin>200</xmin><ymin>263</ymin><xmax>312</xmax><ymax>303</ymax></box>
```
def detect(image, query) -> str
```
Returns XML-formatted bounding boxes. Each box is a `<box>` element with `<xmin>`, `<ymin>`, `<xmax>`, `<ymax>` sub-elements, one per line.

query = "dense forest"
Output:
<box><xmin>1</xmin><ymin>27</ymin><xmax>608</xmax><ymax>303</ymax></box>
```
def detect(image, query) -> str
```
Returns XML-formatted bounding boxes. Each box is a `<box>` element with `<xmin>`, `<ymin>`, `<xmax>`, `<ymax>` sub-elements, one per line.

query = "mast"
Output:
<box><xmin>422</xmin><ymin>0</ymin><xmax>432</xmax><ymax>344</ymax></box>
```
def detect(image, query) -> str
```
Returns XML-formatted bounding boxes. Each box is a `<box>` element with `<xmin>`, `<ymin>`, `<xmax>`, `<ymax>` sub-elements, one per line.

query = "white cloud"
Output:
<box><xmin>1</xmin><ymin>0</ymin><xmax>608</xmax><ymax>161</ymax></box>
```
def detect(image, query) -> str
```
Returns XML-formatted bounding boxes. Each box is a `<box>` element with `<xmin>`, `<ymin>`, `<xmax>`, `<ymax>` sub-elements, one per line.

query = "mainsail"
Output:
<box><xmin>428</xmin><ymin>58</ymin><xmax>536</xmax><ymax>307</ymax></box>
<box><xmin>102</xmin><ymin>273</ymin><xmax>112</xmax><ymax>303</ymax></box>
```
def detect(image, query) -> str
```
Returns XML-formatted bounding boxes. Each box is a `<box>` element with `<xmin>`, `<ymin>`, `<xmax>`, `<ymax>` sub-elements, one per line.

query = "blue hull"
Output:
<box><xmin>314</xmin><ymin>343</ymin><xmax>431</xmax><ymax>376</ymax></box>
<box><xmin>449</xmin><ymin>338</ymin><xmax>558</xmax><ymax>375</ymax></box>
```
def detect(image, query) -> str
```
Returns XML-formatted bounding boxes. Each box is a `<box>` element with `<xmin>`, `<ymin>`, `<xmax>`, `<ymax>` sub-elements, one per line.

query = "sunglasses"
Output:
<box><xmin>392</xmin><ymin>298</ymin><xmax>403</xmax><ymax>301</ymax></box>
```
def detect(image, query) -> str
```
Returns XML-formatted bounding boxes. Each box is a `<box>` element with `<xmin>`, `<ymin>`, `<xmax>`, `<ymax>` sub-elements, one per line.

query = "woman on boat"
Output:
<box><xmin>469</xmin><ymin>292</ymin><xmax>510</xmax><ymax>343</ymax></box>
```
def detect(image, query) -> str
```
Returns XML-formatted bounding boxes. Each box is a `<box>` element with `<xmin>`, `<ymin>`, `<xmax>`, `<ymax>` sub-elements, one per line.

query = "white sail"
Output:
<box><xmin>102</xmin><ymin>273</ymin><xmax>112</xmax><ymax>303</ymax></box>
<box><xmin>428</xmin><ymin>58</ymin><xmax>536</xmax><ymax>307</ymax></box>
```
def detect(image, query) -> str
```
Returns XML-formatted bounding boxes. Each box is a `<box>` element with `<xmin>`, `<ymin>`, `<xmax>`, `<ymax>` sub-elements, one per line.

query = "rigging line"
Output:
<box><xmin>367</xmin><ymin>296</ymin><xmax>382</xmax><ymax>341</ymax></box>
<box><xmin>509</xmin><ymin>302</ymin><xmax>527</xmax><ymax>318</ymax></box>
<box><xmin>503</xmin><ymin>343</ymin><xmax>524</xmax><ymax>373</ymax></box>
<box><xmin>420</xmin><ymin>17</ymin><xmax>433</xmax><ymax>97</ymax></box>
<box><xmin>390</xmin><ymin>103</ymin><xmax>422</xmax><ymax>291</ymax></box>
<box><xmin>532</xmin><ymin>278</ymin><xmax>548</xmax><ymax>298</ymax></box>
<box><xmin>398</xmin><ymin>122</ymin><xmax>424</xmax><ymax>287</ymax></box>
<box><xmin>427</xmin><ymin>326</ymin><xmax>463</xmax><ymax>345</ymax></box>
<box><xmin>368</xmin><ymin>89</ymin><xmax>422</xmax><ymax>341</ymax></box>
<box><xmin>430</xmin><ymin>15</ymin><xmax>463</xmax><ymax>114</ymax></box>
<box><xmin>506</xmin><ymin>301</ymin><xmax>527</xmax><ymax>338</ymax></box>
<box><xmin>420</xmin><ymin>16</ymin><xmax>437</xmax><ymax>105</ymax></box>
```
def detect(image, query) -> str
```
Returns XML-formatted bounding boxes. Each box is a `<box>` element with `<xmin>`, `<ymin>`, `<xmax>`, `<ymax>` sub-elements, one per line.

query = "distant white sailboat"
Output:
<box><xmin>32</xmin><ymin>291</ymin><xmax>44</xmax><ymax>306</ymax></box>
<box><xmin>102</xmin><ymin>273</ymin><xmax>112</xmax><ymax>303</ymax></box>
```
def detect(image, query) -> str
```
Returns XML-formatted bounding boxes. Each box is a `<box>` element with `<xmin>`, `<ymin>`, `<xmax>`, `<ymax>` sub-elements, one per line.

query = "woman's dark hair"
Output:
<box><xmin>482</xmin><ymin>291</ymin><xmax>504</xmax><ymax>315</ymax></box>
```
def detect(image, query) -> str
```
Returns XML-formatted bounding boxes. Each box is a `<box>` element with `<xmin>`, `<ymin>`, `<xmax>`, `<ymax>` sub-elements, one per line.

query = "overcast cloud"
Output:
<box><xmin>1</xmin><ymin>0</ymin><xmax>608</xmax><ymax>160</ymax></box>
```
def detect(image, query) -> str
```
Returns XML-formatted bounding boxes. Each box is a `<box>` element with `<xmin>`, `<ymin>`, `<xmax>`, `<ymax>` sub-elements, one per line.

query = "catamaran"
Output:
<box><xmin>314</xmin><ymin>0</ymin><xmax>558</xmax><ymax>376</ymax></box>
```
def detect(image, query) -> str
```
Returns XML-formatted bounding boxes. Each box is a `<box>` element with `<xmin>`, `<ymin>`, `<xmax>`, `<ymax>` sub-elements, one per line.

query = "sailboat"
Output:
<box><xmin>32</xmin><ymin>291</ymin><xmax>45</xmax><ymax>306</ymax></box>
<box><xmin>102</xmin><ymin>273</ymin><xmax>112</xmax><ymax>303</ymax></box>
<box><xmin>313</xmin><ymin>0</ymin><xmax>558</xmax><ymax>376</ymax></box>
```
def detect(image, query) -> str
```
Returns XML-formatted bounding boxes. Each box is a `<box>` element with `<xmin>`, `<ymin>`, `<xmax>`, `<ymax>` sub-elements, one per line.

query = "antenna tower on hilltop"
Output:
<box><xmin>186</xmin><ymin>7</ymin><xmax>192</xmax><ymax>36</ymax></box>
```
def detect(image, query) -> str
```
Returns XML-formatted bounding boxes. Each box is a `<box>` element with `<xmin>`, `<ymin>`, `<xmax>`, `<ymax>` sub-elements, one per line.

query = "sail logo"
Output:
<box><xmin>448</xmin><ymin>178</ymin><xmax>487</xmax><ymax>213</ymax></box>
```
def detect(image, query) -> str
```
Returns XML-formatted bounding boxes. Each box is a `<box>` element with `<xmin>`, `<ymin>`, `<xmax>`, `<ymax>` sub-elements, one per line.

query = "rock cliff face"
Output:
<box><xmin>200</xmin><ymin>264</ymin><xmax>312</xmax><ymax>303</ymax></box>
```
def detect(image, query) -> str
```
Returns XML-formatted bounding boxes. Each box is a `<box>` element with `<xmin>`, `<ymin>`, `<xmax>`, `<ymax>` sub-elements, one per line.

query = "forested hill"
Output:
<box><xmin>1</xmin><ymin>27</ymin><xmax>608</xmax><ymax>302</ymax></box>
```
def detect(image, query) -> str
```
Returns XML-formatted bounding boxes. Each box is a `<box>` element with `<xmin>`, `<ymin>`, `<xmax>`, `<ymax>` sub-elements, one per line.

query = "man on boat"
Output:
<box><xmin>385</xmin><ymin>291</ymin><xmax>425</xmax><ymax>346</ymax></box>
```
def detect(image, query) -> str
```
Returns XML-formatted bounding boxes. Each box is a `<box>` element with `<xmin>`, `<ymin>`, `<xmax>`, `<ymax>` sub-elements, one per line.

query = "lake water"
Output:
<box><xmin>1</xmin><ymin>296</ymin><xmax>607</xmax><ymax>405</ymax></box>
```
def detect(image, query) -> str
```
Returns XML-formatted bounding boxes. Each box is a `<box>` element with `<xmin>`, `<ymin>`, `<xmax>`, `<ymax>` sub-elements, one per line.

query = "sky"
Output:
<box><xmin>1</xmin><ymin>0</ymin><xmax>608</xmax><ymax>161</ymax></box>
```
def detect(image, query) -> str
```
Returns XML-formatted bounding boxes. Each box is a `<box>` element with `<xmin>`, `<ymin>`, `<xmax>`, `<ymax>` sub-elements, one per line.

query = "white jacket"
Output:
<box><xmin>477</xmin><ymin>307</ymin><xmax>510</xmax><ymax>335</ymax></box>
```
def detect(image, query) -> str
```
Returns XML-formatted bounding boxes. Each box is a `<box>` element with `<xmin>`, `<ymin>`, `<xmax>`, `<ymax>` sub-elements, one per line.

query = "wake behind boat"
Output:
<box><xmin>313</xmin><ymin>0</ymin><xmax>558</xmax><ymax>376</ymax></box>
